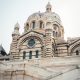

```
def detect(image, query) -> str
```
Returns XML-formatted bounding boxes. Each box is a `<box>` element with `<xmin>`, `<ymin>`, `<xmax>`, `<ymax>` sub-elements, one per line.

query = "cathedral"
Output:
<box><xmin>0</xmin><ymin>2</ymin><xmax>80</xmax><ymax>80</ymax></box>
<box><xmin>10</xmin><ymin>2</ymin><xmax>80</xmax><ymax>60</ymax></box>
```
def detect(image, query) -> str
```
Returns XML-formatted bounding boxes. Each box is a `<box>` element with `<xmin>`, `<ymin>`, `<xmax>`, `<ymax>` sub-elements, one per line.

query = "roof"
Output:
<box><xmin>0</xmin><ymin>45</ymin><xmax>7</xmax><ymax>56</ymax></box>
<box><xmin>27</xmin><ymin>12</ymin><xmax>61</xmax><ymax>23</ymax></box>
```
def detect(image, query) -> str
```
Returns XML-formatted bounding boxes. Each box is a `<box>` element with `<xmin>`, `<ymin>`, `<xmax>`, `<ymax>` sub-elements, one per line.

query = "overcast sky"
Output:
<box><xmin>0</xmin><ymin>0</ymin><xmax>80</xmax><ymax>53</ymax></box>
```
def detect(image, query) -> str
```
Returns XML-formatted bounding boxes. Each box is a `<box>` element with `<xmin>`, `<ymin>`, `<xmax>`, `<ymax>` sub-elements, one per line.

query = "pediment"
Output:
<box><xmin>19</xmin><ymin>30</ymin><xmax>45</xmax><ymax>40</ymax></box>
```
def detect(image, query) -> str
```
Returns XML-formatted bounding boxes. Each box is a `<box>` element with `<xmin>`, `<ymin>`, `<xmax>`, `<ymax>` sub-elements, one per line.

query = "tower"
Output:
<box><xmin>10</xmin><ymin>22</ymin><xmax>20</xmax><ymax>59</ymax></box>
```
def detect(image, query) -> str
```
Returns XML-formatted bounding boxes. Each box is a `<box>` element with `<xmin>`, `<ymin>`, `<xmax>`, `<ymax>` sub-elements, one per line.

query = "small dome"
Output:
<box><xmin>12</xmin><ymin>22</ymin><xmax>20</xmax><ymax>36</ymax></box>
<box><xmin>46</xmin><ymin>2</ymin><xmax>52</xmax><ymax>7</ymax></box>
<box><xmin>14</xmin><ymin>22</ymin><xmax>20</xmax><ymax>30</ymax></box>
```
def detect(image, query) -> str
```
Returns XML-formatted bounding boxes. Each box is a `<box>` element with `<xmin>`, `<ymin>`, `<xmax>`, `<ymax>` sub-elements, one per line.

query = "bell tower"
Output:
<box><xmin>10</xmin><ymin>22</ymin><xmax>20</xmax><ymax>59</ymax></box>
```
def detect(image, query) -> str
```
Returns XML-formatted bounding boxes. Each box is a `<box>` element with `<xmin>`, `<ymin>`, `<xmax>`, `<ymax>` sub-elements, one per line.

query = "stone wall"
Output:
<box><xmin>0</xmin><ymin>56</ymin><xmax>80</xmax><ymax>80</ymax></box>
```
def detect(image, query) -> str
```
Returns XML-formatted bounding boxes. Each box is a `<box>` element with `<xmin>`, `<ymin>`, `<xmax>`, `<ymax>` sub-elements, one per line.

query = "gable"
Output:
<box><xmin>17</xmin><ymin>30</ymin><xmax>45</xmax><ymax>48</ymax></box>
<box><xmin>19</xmin><ymin>30</ymin><xmax>45</xmax><ymax>39</ymax></box>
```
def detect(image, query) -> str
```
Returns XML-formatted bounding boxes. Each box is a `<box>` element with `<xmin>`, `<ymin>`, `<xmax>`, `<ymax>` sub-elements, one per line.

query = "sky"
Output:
<box><xmin>0</xmin><ymin>0</ymin><xmax>80</xmax><ymax>53</ymax></box>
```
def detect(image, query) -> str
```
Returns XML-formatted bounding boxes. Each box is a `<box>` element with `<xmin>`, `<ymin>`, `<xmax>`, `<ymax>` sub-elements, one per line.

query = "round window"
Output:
<box><xmin>28</xmin><ymin>39</ymin><xmax>35</xmax><ymax>48</ymax></box>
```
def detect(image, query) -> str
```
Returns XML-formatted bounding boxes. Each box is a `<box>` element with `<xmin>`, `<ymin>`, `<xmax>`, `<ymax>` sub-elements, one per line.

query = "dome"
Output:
<box><xmin>12</xmin><ymin>22</ymin><xmax>20</xmax><ymax>36</ymax></box>
<box><xmin>24</xmin><ymin>2</ymin><xmax>62</xmax><ymax>33</ymax></box>
<box><xmin>27</xmin><ymin>12</ymin><xmax>44</xmax><ymax>22</ymax></box>
<box><xmin>26</xmin><ymin>2</ymin><xmax>61</xmax><ymax>23</ymax></box>
<box><xmin>14</xmin><ymin>22</ymin><xmax>20</xmax><ymax>30</ymax></box>
<box><xmin>43</xmin><ymin>12</ymin><xmax>61</xmax><ymax>23</ymax></box>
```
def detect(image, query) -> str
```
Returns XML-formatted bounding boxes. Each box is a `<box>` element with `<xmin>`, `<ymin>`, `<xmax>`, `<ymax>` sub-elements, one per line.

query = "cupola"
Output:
<box><xmin>46</xmin><ymin>2</ymin><xmax>52</xmax><ymax>13</ymax></box>
<box><xmin>12</xmin><ymin>22</ymin><xmax>20</xmax><ymax>36</ymax></box>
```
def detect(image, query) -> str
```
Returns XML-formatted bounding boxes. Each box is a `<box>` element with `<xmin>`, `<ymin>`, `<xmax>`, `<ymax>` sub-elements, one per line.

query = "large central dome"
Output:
<box><xmin>27</xmin><ymin>12</ymin><xmax>61</xmax><ymax>24</ymax></box>
<box><xmin>23</xmin><ymin>2</ymin><xmax>64</xmax><ymax>40</ymax></box>
<box><xmin>27</xmin><ymin>2</ymin><xmax>61</xmax><ymax>24</ymax></box>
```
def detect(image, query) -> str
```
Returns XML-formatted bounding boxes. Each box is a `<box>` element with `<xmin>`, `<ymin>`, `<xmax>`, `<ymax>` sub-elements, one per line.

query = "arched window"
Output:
<box><xmin>39</xmin><ymin>21</ymin><xmax>43</xmax><ymax>29</ymax></box>
<box><xmin>26</xmin><ymin>23</ymin><xmax>29</xmax><ymax>30</ymax></box>
<box><xmin>35</xmin><ymin>50</ymin><xmax>39</xmax><ymax>58</ymax></box>
<box><xmin>56</xmin><ymin>32</ymin><xmax>58</xmax><ymax>37</ymax></box>
<box><xmin>76</xmin><ymin>50</ymin><xmax>79</xmax><ymax>55</ymax></box>
<box><xmin>53</xmin><ymin>31</ymin><xmax>55</xmax><ymax>37</ymax></box>
<box><xmin>47</xmin><ymin>8</ymin><xmax>49</xmax><ymax>11</ymax></box>
<box><xmin>32</xmin><ymin>21</ymin><xmax>35</xmax><ymax>29</ymax></box>
<box><xmin>53</xmin><ymin>31</ymin><xmax>58</xmax><ymax>37</ymax></box>
<box><xmin>23</xmin><ymin>51</ymin><xmax>26</xmax><ymax>59</ymax></box>
<box><xmin>29</xmin><ymin>51</ymin><xmax>32</xmax><ymax>59</ymax></box>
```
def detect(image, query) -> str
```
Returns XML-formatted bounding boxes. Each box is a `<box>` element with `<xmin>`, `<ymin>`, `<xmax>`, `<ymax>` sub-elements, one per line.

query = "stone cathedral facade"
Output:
<box><xmin>10</xmin><ymin>2</ymin><xmax>80</xmax><ymax>60</ymax></box>
<box><xmin>1</xmin><ymin>2</ymin><xmax>80</xmax><ymax>80</ymax></box>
